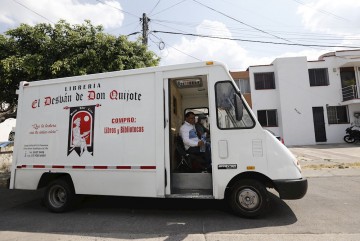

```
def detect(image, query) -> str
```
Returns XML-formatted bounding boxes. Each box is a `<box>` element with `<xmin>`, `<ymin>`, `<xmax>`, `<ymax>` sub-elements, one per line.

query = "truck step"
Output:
<box><xmin>166</xmin><ymin>194</ymin><xmax>214</xmax><ymax>199</ymax></box>
<box><xmin>167</xmin><ymin>188</ymin><xmax>214</xmax><ymax>199</ymax></box>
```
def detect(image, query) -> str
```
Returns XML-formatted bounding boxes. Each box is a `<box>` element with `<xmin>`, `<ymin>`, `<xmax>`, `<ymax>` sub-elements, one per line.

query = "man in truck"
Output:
<box><xmin>180</xmin><ymin>112</ymin><xmax>211</xmax><ymax>171</ymax></box>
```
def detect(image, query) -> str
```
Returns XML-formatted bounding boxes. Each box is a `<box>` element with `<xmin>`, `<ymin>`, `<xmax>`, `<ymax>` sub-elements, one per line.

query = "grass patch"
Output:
<box><xmin>303</xmin><ymin>162</ymin><xmax>360</xmax><ymax>170</ymax></box>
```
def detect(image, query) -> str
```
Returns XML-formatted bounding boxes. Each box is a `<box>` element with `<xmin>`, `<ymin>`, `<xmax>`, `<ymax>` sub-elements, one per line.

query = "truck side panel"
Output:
<box><xmin>12</xmin><ymin>72</ymin><xmax>161</xmax><ymax>197</ymax></box>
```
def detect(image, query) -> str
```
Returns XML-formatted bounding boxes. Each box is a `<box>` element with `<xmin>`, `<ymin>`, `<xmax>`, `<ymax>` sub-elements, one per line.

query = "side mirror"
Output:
<box><xmin>233</xmin><ymin>93</ymin><xmax>243</xmax><ymax>121</ymax></box>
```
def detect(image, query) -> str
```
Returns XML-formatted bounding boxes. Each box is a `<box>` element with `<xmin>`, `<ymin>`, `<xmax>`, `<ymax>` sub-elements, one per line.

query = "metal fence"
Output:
<box><xmin>342</xmin><ymin>85</ymin><xmax>358</xmax><ymax>101</ymax></box>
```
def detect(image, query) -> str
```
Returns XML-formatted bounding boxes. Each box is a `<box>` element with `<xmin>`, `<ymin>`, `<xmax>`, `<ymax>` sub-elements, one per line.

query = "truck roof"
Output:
<box><xmin>22</xmin><ymin>61</ymin><xmax>228</xmax><ymax>87</ymax></box>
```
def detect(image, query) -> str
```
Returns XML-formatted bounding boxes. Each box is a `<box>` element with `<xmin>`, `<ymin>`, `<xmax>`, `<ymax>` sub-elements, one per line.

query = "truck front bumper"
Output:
<box><xmin>273</xmin><ymin>178</ymin><xmax>308</xmax><ymax>200</ymax></box>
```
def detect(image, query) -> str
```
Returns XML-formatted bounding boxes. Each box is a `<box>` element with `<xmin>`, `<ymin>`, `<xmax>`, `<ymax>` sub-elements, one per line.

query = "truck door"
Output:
<box><xmin>210</xmin><ymin>81</ymin><xmax>261</xmax><ymax>197</ymax></box>
<box><xmin>165</xmin><ymin>75</ymin><xmax>213</xmax><ymax>197</ymax></box>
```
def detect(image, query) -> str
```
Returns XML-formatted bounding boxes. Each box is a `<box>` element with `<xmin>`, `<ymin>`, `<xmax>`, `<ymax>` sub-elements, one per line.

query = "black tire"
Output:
<box><xmin>227</xmin><ymin>179</ymin><xmax>269</xmax><ymax>218</ymax></box>
<box><xmin>344</xmin><ymin>135</ymin><xmax>355</xmax><ymax>143</ymax></box>
<box><xmin>44</xmin><ymin>178</ymin><xmax>75</xmax><ymax>213</ymax></box>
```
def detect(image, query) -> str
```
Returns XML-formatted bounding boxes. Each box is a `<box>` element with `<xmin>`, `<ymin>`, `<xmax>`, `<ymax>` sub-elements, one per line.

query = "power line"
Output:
<box><xmin>150</xmin><ymin>33</ymin><xmax>202</xmax><ymax>61</ymax></box>
<box><xmin>152</xmin><ymin>21</ymin><xmax>192</xmax><ymax>36</ymax></box>
<box><xmin>152</xmin><ymin>30</ymin><xmax>360</xmax><ymax>49</ymax></box>
<box><xmin>12</xmin><ymin>0</ymin><xmax>55</xmax><ymax>24</ymax></box>
<box><xmin>291</xmin><ymin>0</ymin><xmax>350</xmax><ymax>22</ymax></box>
<box><xmin>152</xmin><ymin>18</ymin><xmax>360</xmax><ymax>40</ymax></box>
<box><xmin>192</xmin><ymin>0</ymin><xmax>294</xmax><ymax>44</ymax></box>
<box><xmin>148</xmin><ymin>34</ymin><xmax>165</xmax><ymax>50</ymax></box>
<box><xmin>11</xmin><ymin>0</ymin><xmax>140</xmax><ymax>32</ymax></box>
<box><xmin>150</xmin><ymin>0</ymin><xmax>188</xmax><ymax>17</ymax></box>
<box><xmin>169</xmin><ymin>45</ymin><xmax>202</xmax><ymax>61</ymax></box>
<box><xmin>127</xmin><ymin>31</ymin><xmax>140</xmax><ymax>37</ymax></box>
<box><xmin>149</xmin><ymin>0</ymin><xmax>162</xmax><ymax>15</ymax></box>
<box><xmin>107</xmin><ymin>20</ymin><xmax>140</xmax><ymax>34</ymax></box>
<box><xmin>95</xmin><ymin>0</ymin><xmax>139</xmax><ymax>18</ymax></box>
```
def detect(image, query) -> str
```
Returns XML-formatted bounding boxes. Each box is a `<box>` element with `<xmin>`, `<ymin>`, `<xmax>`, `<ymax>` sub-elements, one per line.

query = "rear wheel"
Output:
<box><xmin>344</xmin><ymin>135</ymin><xmax>355</xmax><ymax>143</ymax></box>
<box><xmin>44</xmin><ymin>178</ymin><xmax>75</xmax><ymax>213</ymax></box>
<box><xmin>227</xmin><ymin>179</ymin><xmax>269</xmax><ymax>218</ymax></box>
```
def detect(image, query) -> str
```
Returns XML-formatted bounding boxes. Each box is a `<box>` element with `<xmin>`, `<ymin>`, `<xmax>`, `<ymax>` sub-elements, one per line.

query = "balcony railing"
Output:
<box><xmin>342</xmin><ymin>85</ymin><xmax>358</xmax><ymax>101</ymax></box>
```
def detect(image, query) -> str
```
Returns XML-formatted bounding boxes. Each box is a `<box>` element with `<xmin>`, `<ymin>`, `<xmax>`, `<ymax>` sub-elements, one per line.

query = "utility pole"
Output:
<box><xmin>141</xmin><ymin>13</ymin><xmax>149</xmax><ymax>46</ymax></box>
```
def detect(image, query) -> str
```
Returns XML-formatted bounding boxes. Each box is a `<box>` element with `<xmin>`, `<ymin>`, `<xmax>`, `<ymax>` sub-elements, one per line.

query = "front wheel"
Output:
<box><xmin>44</xmin><ymin>178</ymin><xmax>75</xmax><ymax>213</ymax></box>
<box><xmin>227</xmin><ymin>179</ymin><xmax>269</xmax><ymax>218</ymax></box>
<box><xmin>344</xmin><ymin>135</ymin><xmax>355</xmax><ymax>143</ymax></box>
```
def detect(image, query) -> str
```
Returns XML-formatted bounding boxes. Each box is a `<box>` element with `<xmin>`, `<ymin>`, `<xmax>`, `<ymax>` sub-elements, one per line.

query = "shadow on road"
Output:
<box><xmin>0</xmin><ymin>189</ymin><xmax>297</xmax><ymax>239</ymax></box>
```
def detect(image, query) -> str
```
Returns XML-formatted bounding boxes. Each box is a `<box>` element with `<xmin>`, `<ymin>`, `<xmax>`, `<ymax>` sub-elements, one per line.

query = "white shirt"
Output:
<box><xmin>180</xmin><ymin>121</ymin><xmax>199</xmax><ymax>150</ymax></box>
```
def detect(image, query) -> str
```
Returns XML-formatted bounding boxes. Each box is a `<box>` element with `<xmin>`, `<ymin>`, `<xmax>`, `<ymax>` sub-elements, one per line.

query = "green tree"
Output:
<box><xmin>0</xmin><ymin>20</ymin><xmax>160</xmax><ymax>119</ymax></box>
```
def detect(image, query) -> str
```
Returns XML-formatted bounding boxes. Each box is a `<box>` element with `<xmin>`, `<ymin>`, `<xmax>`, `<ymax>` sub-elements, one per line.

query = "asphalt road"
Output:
<box><xmin>0</xmin><ymin>175</ymin><xmax>359</xmax><ymax>240</ymax></box>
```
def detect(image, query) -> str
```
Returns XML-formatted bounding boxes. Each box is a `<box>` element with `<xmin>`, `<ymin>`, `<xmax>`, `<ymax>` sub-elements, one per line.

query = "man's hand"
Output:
<box><xmin>198</xmin><ymin>140</ymin><xmax>205</xmax><ymax>147</ymax></box>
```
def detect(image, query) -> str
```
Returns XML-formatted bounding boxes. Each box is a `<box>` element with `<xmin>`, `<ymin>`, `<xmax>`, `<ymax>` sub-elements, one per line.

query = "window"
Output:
<box><xmin>340</xmin><ymin>67</ymin><xmax>356</xmax><ymax>87</ymax></box>
<box><xmin>327</xmin><ymin>106</ymin><xmax>349</xmax><ymax>124</ymax></box>
<box><xmin>254</xmin><ymin>72</ymin><xmax>275</xmax><ymax>90</ymax></box>
<box><xmin>237</xmin><ymin>79</ymin><xmax>250</xmax><ymax>93</ymax></box>
<box><xmin>215</xmin><ymin>81</ymin><xmax>255</xmax><ymax>129</ymax></box>
<box><xmin>308</xmin><ymin>68</ymin><xmax>329</xmax><ymax>86</ymax></box>
<box><xmin>257</xmin><ymin>110</ymin><xmax>278</xmax><ymax>127</ymax></box>
<box><xmin>340</xmin><ymin>67</ymin><xmax>357</xmax><ymax>101</ymax></box>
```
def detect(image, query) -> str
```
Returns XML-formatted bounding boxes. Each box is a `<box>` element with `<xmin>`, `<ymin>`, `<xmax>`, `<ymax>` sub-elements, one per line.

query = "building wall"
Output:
<box><xmin>249</xmin><ymin>65</ymin><xmax>282</xmax><ymax>142</ymax></box>
<box><xmin>249</xmin><ymin>53</ymin><xmax>360</xmax><ymax>146</ymax></box>
<box><xmin>307</xmin><ymin>59</ymin><xmax>351</xmax><ymax>144</ymax></box>
<box><xmin>273</xmin><ymin>57</ymin><xmax>316</xmax><ymax>146</ymax></box>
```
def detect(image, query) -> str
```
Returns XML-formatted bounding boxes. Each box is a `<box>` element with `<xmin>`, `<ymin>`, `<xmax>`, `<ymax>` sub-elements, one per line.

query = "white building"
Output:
<box><xmin>233</xmin><ymin>49</ymin><xmax>360</xmax><ymax>146</ymax></box>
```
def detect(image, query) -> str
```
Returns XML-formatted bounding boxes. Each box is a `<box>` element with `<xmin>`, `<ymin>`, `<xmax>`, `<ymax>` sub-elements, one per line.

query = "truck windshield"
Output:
<box><xmin>215</xmin><ymin>81</ymin><xmax>255</xmax><ymax>129</ymax></box>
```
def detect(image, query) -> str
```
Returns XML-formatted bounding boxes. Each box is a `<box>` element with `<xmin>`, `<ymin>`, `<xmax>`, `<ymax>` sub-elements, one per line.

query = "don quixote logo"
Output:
<box><xmin>67</xmin><ymin>105</ymin><xmax>95</xmax><ymax>156</ymax></box>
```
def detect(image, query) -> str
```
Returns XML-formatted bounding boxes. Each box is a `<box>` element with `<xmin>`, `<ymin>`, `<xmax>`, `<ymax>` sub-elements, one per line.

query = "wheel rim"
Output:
<box><xmin>345</xmin><ymin>136</ymin><xmax>355</xmax><ymax>142</ymax></box>
<box><xmin>49</xmin><ymin>185</ymin><xmax>67</xmax><ymax>208</ymax></box>
<box><xmin>237</xmin><ymin>188</ymin><xmax>260</xmax><ymax>210</ymax></box>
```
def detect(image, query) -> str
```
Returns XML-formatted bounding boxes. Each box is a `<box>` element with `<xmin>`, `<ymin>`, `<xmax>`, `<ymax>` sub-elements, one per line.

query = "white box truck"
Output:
<box><xmin>10</xmin><ymin>61</ymin><xmax>307</xmax><ymax>217</ymax></box>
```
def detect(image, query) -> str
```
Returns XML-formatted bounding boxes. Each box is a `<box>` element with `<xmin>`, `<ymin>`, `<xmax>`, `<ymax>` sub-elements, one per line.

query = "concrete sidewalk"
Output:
<box><xmin>288</xmin><ymin>143</ymin><xmax>360</xmax><ymax>177</ymax></box>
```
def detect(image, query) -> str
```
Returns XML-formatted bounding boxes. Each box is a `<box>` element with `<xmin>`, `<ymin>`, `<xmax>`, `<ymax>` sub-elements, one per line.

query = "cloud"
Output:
<box><xmin>158</xmin><ymin>20</ymin><xmax>331</xmax><ymax>71</ymax></box>
<box><xmin>297</xmin><ymin>0</ymin><xmax>360</xmax><ymax>35</ymax></box>
<box><xmin>0</xmin><ymin>0</ymin><xmax>124</xmax><ymax>29</ymax></box>
<box><xmin>159</xmin><ymin>20</ymin><xmax>249</xmax><ymax>70</ymax></box>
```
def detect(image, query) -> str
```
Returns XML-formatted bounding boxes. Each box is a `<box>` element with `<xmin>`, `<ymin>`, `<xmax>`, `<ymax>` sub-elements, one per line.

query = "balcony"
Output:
<box><xmin>342</xmin><ymin>85</ymin><xmax>360</xmax><ymax>104</ymax></box>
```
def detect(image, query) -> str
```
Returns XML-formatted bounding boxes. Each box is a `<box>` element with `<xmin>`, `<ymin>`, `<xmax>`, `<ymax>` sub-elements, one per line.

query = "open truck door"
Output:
<box><xmin>164</xmin><ymin>74</ymin><xmax>213</xmax><ymax>198</ymax></box>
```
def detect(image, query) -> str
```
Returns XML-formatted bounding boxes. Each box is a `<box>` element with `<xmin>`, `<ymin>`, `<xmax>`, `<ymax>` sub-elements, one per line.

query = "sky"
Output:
<box><xmin>1</xmin><ymin>0</ymin><xmax>360</xmax><ymax>71</ymax></box>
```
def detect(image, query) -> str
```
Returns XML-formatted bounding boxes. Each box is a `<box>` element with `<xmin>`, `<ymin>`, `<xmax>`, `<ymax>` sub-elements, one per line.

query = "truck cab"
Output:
<box><xmin>165</xmin><ymin>62</ymin><xmax>307</xmax><ymax>217</ymax></box>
